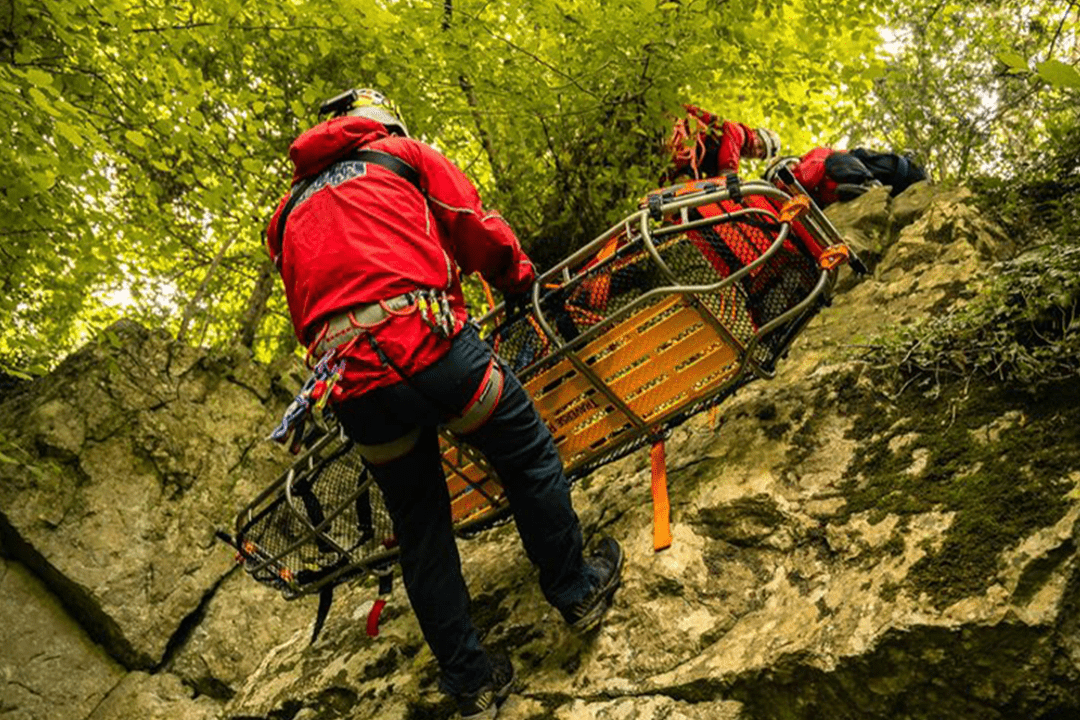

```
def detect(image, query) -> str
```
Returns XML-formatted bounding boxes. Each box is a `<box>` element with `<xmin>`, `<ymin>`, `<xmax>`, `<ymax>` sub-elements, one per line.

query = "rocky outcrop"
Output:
<box><xmin>0</xmin><ymin>323</ymin><xmax>314</xmax><ymax>718</ymax></box>
<box><xmin>2</xmin><ymin>182</ymin><xmax>1079</xmax><ymax>720</ymax></box>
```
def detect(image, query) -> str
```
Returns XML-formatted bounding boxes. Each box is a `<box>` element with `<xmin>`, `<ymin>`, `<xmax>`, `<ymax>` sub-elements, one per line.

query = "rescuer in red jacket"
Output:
<box><xmin>663</xmin><ymin>104</ymin><xmax>781</xmax><ymax>182</ymax></box>
<box><xmin>266</xmin><ymin>88</ymin><xmax>623</xmax><ymax>719</ymax></box>
<box><xmin>766</xmin><ymin>147</ymin><xmax>928</xmax><ymax>207</ymax></box>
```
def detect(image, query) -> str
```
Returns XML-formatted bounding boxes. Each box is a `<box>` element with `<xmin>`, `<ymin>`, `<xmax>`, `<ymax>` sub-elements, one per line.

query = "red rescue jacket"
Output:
<box><xmin>267</xmin><ymin>116</ymin><xmax>535</xmax><ymax>398</ymax></box>
<box><xmin>665</xmin><ymin>105</ymin><xmax>759</xmax><ymax>182</ymax></box>
<box><xmin>789</xmin><ymin>147</ymin><xmax>841</xmax><ymax>206</ymax></box>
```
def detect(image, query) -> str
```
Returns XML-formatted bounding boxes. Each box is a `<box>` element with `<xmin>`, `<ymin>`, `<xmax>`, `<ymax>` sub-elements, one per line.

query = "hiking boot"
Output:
<box><xmin>454</xmin><ymin>652</ymin><xmax>515</xmax><ymax>720</ymax></box>
<box><xmin>562</xmin><ymin>536</ymin><xmax>624</xmax><ymax>631</ymax></box>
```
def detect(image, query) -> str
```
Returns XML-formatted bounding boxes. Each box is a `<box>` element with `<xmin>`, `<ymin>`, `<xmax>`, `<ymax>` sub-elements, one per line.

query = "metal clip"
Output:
<box><xmin>438</xmin><ymin>292</ymin><xmax>454</xmax><ymax>337</ymax></box>
<box><xmin>414</xmin><ymin>288</ymin><xmax>455</xmax><ymax>338</ymax></box>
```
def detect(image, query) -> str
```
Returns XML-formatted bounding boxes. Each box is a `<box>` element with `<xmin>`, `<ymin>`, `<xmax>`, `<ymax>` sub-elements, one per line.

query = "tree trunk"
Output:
<box><xmin>234</xmin><ymin>257</ymin><xmax>277</xmax><ymax>350</ymax></box>
<box><xmin>177</xmin><ymin>234</ymin><xmax>235</xmax><ymax>345</ymax></box>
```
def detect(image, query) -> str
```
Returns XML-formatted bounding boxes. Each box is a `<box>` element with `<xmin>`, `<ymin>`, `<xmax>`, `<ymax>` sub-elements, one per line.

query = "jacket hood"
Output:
<box><xmin>288</xmin><ymin>116</ymin><xmax>391</xmax><ymax>182</ymax></box>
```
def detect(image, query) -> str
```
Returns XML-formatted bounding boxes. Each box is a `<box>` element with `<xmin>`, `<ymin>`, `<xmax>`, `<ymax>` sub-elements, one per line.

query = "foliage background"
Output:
<box><xmin>2</xmin><ymin>0</ymin><xmax>1077</xmax><ymax>374</ymax></box>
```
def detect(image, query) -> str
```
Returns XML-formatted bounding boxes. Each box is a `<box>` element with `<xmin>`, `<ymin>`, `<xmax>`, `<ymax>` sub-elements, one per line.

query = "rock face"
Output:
<box><xmin>0</xmin><ymin>324</ymin><xmax>315</xmax><ymax>718</ymax></box>
<box><xmin>3</xmin><ymin>182</ymin><xmax>1080</xmax><ymax>720</ymax></box>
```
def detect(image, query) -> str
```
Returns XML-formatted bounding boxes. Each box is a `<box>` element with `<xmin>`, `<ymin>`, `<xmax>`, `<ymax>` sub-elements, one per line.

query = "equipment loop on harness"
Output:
<box><xmin>269</xmin><ymin>347</ymin><xmax>345</xmax><ymax>452</ymax></box>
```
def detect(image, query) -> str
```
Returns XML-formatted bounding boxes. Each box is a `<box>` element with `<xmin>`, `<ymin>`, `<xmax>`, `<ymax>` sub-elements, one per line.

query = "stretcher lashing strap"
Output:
<box><xmin>818</xmin><ymin>244</ymin><xmax>851</xmax><ymax>270</ymax></box>
<box><xmin>568</xmin><ymin>235</ymin><xmax>621</xmax><ymax>314</ymax></box>
<box><xmin>650</xmin><ymin>438</ymin><xmax>673</xmax><ymax>551</ymax></box>
<box><xmin>365</xmin><ymin>564</ymin><xmax>395</xmax><ymax>637</ymax></box>
<box><xmin>574</xmin><ymin>273</ymin><xmax>613</xmax><ymax>313</ymax></box>
<box><xmin>779</xmin><ymin>194</ymin><xmax>811</xmax><ymax>223</ymax></box>
<box><xmin>366</xmin><ymin>599</ymin><xmax>387</xmax><ymax>637</ymax></box>
<box><xmin>567</xmin><ymin>303</ymin><xmax>605</xmax><ymax>327</ymax></box>
<box><xmin>527</xmin><ymin>315</ymin><xmax>550</xmax><ymax>356</ymax></box>
<box><xmin>597</xmin><ymin>235</ymin><xmax>620</xmax><ymax>263</ymax></box>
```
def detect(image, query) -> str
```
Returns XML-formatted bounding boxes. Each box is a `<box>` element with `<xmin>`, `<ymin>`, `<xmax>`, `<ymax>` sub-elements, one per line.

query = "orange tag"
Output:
<box><xmin>650</xmin><ymin>439</ymin><xmax>672</xmax><ymax>552</ymax></box>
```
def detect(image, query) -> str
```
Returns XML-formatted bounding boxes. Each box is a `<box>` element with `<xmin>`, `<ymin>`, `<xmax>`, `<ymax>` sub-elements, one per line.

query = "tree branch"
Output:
<box><xmin>1045</xmin><ymin>0</ymin><xmax>1078</xmax><ymax>60</ymax></box>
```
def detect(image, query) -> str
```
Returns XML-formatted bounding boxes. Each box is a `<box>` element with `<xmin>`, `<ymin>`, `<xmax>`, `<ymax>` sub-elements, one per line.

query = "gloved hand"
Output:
<box><xmin>503</xmin><ymin>289</ymin><xmax>533</xmax><ymax>323</ymax></box>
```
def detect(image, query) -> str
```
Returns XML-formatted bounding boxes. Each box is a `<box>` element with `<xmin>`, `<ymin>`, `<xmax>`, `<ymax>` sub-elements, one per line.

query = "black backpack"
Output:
<box><xmin>849</xmin><ymin>148</ymin><xmax>928</xmax><ymax>196</ymax></box>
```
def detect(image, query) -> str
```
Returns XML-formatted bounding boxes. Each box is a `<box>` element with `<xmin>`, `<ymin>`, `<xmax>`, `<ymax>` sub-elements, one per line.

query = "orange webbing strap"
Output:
<box><xmin>818</xmin><ymin>244</ymin><xmax>852</xmax><ymax>270</ymax></box>
<box><xmin>597</xmin><ymin>235</ymin><xmax>619</xmax><ymax>263</ymax></box>
<box><xmin>526</xmin><ymin>315</ymin><xmax>550</xmax><ymax>356</ymax></box>
<box><xmin>779</xmin><ymin>194</ymin><xmax>811</xmax><ymax>223</ymax></box>
<box><xmin>566</xmin><ymin>303</ymin><xmax>605</xmax><ymax>327</ymax></box>
<box><xmin>480</xmin><ymin>275</ymin><xmax>497</xmax><ymax>317</ymax></box>
<box><xmin>650</xmin><ymin>438</ymin><xmax>672</xmax><ymax>551</ymax></box>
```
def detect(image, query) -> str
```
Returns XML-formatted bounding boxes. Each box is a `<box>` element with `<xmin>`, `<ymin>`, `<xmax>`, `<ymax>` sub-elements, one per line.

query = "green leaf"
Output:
<box><xmin>0</xmin><ymin>450</ymin><xmax>18</xmax><ymax>464</ymax></box>
<box><xmin>862</xmin><ymin>63</ymin><xmax>887</xmax><ymax>81</ymax></box>
<box><xmin>25</xmin><ymin>67</ymin><xmax>54</xmax><ymax>88</ymax></box>
<box><xmin>997</xmin><ymin>52</ymin><xmax>1028</xmax><ymax>73</ymax></box>
<box><xmin>55</xmin><ymin>121</ymin><xmax>84</xmax><ymax>148</ymax></box>
<box><xmin>27</xmin><ymin>86</ymin><xmax>60</xmax><ymax>116</ymax></box>
<box><xmin>126</xmin><ymin>130</ymin><xmax>147</xmax><ymax>147</ymax></box>
<box><xmin>32</xmin><ymin>170</ymin><xmax>56</xmax><ymax>190</ymax></box>
<box><xmin>1036</xmin><ymin>60</ymin><xmax>1080</xmax><ymax>89</ymax></box>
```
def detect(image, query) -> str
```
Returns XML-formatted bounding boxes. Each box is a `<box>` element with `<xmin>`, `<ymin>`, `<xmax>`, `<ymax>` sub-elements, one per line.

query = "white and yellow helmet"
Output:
<box><xmin>755</xmin><ymin>128</ymin><xmax>781</xmax><ymax>162</ymax></box>
<box><xmin>318</xmin><ymin>88</ymin><xmax>409</xmax><ymax>137</ymax></box>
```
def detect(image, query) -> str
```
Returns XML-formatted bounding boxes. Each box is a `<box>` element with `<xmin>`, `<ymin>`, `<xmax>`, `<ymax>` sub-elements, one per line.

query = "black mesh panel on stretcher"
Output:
<box><xmin>221</xmin><ymin>175</ymin><xmax>853</xmax><ymax>599</ymax></box>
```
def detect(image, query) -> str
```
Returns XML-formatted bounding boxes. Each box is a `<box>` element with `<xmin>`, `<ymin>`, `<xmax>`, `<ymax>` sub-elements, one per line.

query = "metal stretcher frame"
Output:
<box><xmin>443</xmin><ymin>178</ymin><xmax>849</xmax><ymax>533</ymax></box>
<box><xmin>220</xmin><ymin>175</ymin><xmax>853</xmax><ymax>598</ymax></box>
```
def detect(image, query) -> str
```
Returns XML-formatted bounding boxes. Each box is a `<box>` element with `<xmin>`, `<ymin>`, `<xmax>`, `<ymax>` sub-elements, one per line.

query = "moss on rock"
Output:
<box><xmin>836</xmin><ymin>375</ymin><xmax>1078</xmax><ymax>608</ymax></box>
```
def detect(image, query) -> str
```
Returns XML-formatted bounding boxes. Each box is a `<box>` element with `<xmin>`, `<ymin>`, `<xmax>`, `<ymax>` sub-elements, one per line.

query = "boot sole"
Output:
<box><xmin>459</xmin><ymin>664</ymin><xmax>516</xmax><ymax>720</ymax></box>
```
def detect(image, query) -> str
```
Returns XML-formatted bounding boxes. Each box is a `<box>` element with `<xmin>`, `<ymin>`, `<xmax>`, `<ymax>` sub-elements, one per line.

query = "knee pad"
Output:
<box><xmin>445</xmin><ymin>358</ymin><xmax>505</xmax><ymax>436</ymax></box>
<box><xmin>357</xmin><ymin>426</ymin><xmax>422</xmax><ymax>465</ymax></box>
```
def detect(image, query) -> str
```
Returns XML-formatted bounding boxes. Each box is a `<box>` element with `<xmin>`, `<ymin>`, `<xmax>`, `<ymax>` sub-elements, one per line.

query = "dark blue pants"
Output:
<box><xmin>336</xmin><ymin>325</ymin><xmax>596</xmax><ymax>694</ymax></box>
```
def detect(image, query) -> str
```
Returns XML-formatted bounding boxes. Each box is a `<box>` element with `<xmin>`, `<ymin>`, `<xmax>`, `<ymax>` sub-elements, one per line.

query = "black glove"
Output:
<box><xmin>503</xmin><ymin>290</ymin><xmax>532</xmax><ymax>323</ymax></box>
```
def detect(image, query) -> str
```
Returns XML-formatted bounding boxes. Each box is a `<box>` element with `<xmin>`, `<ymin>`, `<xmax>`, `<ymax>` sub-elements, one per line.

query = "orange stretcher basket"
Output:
<box><xmin>220</xmin><ymin>174</ymin><xmax>855</xmax><ymax>598</ymax></box>
<box><xmin>442</xmin><ymin>175</ymin><xmax>851</xmax><ymax>533</ymax></box>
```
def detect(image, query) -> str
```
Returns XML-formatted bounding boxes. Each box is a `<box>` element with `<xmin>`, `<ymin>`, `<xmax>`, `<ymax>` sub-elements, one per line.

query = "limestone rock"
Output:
<box><xmin>166</xmin><ymin>568</ymin><xmax>317</xmax><ymax>699</ymax></box>
<box><xmin>86</xmin><ymin>671</ymin><xmax>221</xmax><ymax>720</ymax></box>
<box><xmin>824</xmin><ymin>184</ymin><xmax>893</xmax><ymax>265</ymax></box>
<box><xmin>0</xmin><ymin>557</ymin><xmax>125</xmax><ymax>720</ymax></box>
<box><xmin>822</xmin><ymin>181</ymin><xmax>934</xmax><ymax>274</ymax></box>
<box><xmin>0</xmin><ymin>321</ymin><xmax>291</xmax><ymax>669</ymax></box>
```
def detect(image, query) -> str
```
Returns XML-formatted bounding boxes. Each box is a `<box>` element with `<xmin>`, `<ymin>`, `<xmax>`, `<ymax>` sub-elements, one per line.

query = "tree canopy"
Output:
<box><xmin>2</xmin><ymin>0</ymin><xmax>1077</xmax><ymax>374</ymax></box>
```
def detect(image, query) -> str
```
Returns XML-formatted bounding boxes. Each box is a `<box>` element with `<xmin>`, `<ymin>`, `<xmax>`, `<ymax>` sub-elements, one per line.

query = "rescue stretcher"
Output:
<box><xmin>218</xmin><ymin>170</ymin><xmax>858</xmax><ymax>601</ymax></box>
